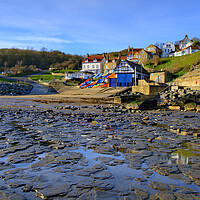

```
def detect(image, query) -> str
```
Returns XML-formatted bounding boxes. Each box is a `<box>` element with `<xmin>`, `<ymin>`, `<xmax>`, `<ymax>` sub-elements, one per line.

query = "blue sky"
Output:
<box><xmin>0</xmin><ymin>0</ymin><xmax>199</xmax><ymax>55</ymax></box>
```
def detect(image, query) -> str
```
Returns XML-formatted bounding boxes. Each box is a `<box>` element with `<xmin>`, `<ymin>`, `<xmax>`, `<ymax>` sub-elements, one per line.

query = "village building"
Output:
<box><xmin>109</xmin><ymin>60</ymin><xmax>149</xmax><ymax>87</ymax></box>
<box><xmin>149</xmin><ymin>71</ymin><xmax>173</xmax><ymax>83</ymax></box>
<box><xmin>126</xmin><ymin>46</ymin><xmax>143</xmax><ymax>62</ymax></box>
<box><xmin>179</xmin><ymin>35</ymin><xmax>193</xmax><ymax>50</ymax></box>
<box><xmin>137</xmin><ymin>49</ymin><xmax>152</xmax><ymax>64</ymax></box>
<box><xmin>162</xmin><ymin>42</ymin><xmax>175</xmax><ymax>57</ymax></box>
<box><xmin>82</xmin><ymin>54</ymin><xmax>106</xmax><ymax>74</ymax></box>
<box><xmin>174</xmin><ymin>45</ymin><xmax>200</xmax><ymax>57</ymax></box>
<box><xmin>103</xmin><ymin>55</ymin><xmax>118</xmax><ymax>74</ymax></box>
<box><xmin>146</xmin><ymin>44</ymin><xmax>162</xmax><ymax>57</ymax></box>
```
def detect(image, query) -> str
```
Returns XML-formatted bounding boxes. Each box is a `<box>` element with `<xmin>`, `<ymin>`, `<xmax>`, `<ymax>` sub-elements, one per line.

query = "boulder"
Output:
<box><xmin>184</xmin><ymin>102</ymin><xmax>197</xmax><ymax>111</ymax></box>
<box><xmin>196</xmin><ymin>105</ymin><xmax>200</xmax><ymax>113</ymax></box>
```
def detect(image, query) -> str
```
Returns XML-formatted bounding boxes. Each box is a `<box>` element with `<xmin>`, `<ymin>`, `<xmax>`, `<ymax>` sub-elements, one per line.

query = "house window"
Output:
<box><xmin>112</xmin><ymin>65</ymin><xmax>115</xmax><ymax>68</ymax></box>
<box><xmin>85</xmin><ymin>59</ymin><xmax>88</xmax><ymax>62</ymax></box>
<box><xmin>87</xmin><ymin>65</ymin><xmax>89</xmax><ymax>69</ymax></box>
<box><xmin>105</xmin><ymin>66</ymin><xmax>107</xmax><ymax>69</ymax></box>
<box><xmin>93</xmin><ymin>58</ymin><xmax>97</xmax><ymax>62</ymax></box>
<box><xmin>96</xmin><ymin>65</ymin><xmax>99</xmax><ymax>68</ymax></box>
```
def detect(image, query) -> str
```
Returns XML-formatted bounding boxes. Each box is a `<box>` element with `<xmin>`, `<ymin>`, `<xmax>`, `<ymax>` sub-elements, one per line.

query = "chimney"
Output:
<box><xmin>128</xmin><ymin>45</ymin><xmax>130</xmax><ymax>51</ymax></box>
<box><xmin>103</xmin><ymin>53</ymin><xmax>106</xmax><ymax>57</ymax></box>
<box><xmin>86</xmin><ymin>53</ymin><xmax>89</xmax><ymax>57</ymax></box>
<box><xmin>185</xmin><ymin>35</ymin><xmax>188</xmax><ymax>38</ymax></box>
<box><xmin>118</xmin><ymin>53</ymin><xmax>121</xmax><ymax>59</ymax></box>
<box><xmin>106</xmin><ymin>54</ymin><xmax>109</xmax><ymax>60</ymax></box>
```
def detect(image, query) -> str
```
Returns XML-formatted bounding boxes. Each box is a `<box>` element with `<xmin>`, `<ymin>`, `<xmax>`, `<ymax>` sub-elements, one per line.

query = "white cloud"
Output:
<box><xmin>13</xmin><ymin>36</ymin><xmax>73</xmax><ymax>44</ymax></box>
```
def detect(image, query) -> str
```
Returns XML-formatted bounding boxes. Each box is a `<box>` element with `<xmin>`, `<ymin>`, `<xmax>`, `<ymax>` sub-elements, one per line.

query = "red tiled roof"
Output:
<box><xmin>181</xmin><ymin>45</ymin><xmax>191</xmax><ymax>51</ymax></box>
<box><xmin>82</xmin><ymin>55</ymin><xmax>104</xmax><ymax>63</ymax></box>
<box><xmin>120</xmin><ymin>56</ymin><xmax>127</xmax><ymax>60</ymax></box>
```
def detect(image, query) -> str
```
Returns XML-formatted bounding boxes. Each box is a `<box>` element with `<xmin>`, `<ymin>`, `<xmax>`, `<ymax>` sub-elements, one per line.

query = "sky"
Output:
<box><xmin>0</xmin><ymin>0</ymin><xmax>199</xmax><ymax>55</ymax></box>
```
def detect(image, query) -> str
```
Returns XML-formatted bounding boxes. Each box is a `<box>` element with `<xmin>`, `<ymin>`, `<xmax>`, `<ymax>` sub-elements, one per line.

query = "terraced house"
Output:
<box><xmin>103</xmin><ymin>55</ymin><xmax>118</xmax><ymax>74</ymax></box>
<box><xmin>126</xmin><ymin>46</ymin><xmax>143</xmax><ymax>62</ymax></box>
<box><xmin>82</xmin><ymin>54</ymin><xmax>106</xmax><ymax>74</ymax></box>
<box><xmin>136</xmin><ymin>49</ymin><xmax>152</xmax><ymax>64</ymax></box>
<box><xmin>146</xmin><ymin>44</ymin><xmax>162</xmax><ymax>57</ymax></box>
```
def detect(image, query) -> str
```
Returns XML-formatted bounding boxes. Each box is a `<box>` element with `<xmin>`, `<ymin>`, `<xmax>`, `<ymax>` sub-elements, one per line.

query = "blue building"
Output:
<box><xmin>110</xmin><ymin>60</ymin><xmax>149</xmax><ymax>87</ymax></box>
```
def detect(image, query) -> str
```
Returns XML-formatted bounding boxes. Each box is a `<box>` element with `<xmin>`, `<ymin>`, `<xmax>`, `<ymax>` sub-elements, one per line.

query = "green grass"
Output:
<box><xmin>145</xmin><ymin>51</ymin><xmax>200</xmax><ymax>78</ymax></box>
<box><xmin>29</xmin><ymin>75</ymin><xmax>64</xmax><ymax>82</ymax></box>
<box><xmin>50</xmin><ymin>69</ymin><xmax>79</xmax><ymax>74</ymax></box>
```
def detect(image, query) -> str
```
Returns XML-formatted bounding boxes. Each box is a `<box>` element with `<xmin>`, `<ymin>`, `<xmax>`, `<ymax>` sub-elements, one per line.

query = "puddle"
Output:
<box><xmin>0</xmin><ymin>152</ymin><xmax>46</xmax><ymax>169</ymax></box>
<box><xmin>73</xmin><ymin>148</ymin><xmax>200</xmax><ymax>193</ymax></box>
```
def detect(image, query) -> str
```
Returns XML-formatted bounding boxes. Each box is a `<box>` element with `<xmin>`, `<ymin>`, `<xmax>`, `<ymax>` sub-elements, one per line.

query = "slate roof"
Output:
<box><xmin>125</xmin><ymin>60</ymin><xmax>149</xmax><ymax>75</ymax></box>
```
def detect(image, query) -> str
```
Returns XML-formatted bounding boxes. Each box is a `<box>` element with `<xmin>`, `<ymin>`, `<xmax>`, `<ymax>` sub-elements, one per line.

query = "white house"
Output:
<box><xmin>179</xmin><ymin>35</ymin><xmax>193</xmax><ymax>50</ymax></box>
<box><xmin>162</xmin><ymin>42</ymin><xmax>175</xmax><ymax>57</ymax></box>
<box><xmin>174</xmin><ymin>46</ymin><xmax>200</xmax><ymax>57</ymax></box>
<box><xmin>82</xmin><ymin>54</ymin><xmax>106</xmax><ymax>74</ymax></box>
<box><xmin>174</xmin><ymin>35</ymin><xmax>198</xmax><ymax>57</ymax></box>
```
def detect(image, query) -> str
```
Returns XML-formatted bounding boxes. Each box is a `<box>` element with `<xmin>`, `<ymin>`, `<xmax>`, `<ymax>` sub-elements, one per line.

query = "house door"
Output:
<box><xmin>158</xmin><ymin>75</ymin><xmax>163</xmax><ymax>83</ymax></box>
<box><xmin>109</xmin><ymin>78</ymin><xmax>115</xmax><ymax>87</ymax></box>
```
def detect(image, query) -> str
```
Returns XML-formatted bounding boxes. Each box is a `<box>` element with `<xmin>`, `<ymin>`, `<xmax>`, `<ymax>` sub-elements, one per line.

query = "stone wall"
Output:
<box><xmin>132</xmin><ymin>85</ymin><xmax>166</xmax><ymax>95</ymax></box>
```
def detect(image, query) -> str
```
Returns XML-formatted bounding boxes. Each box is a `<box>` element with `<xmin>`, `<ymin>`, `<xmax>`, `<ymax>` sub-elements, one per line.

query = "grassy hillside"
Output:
<box><xmin>145</xmin><ymin>51</ymin><xmax>200</xmax><ymax>77</ymax></box>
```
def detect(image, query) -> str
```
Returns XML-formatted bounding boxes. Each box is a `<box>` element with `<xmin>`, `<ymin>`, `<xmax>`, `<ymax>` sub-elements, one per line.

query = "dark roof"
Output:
<box><xmin>126</xmin><ymin>60</ymin><xmax>149</xmax><ymax>75</ymax></box>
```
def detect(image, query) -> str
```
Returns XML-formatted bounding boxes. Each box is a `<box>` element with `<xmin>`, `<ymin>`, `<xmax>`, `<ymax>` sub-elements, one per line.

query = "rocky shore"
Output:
<box><xmin>0</xmin><ymin>82</ymin><xmax>33</xmax><ymax>95</ymax></box>
<box><xmin>0</xmin><ymin>98</ymin><xmax>199</xmax><ymax>199</ymax></box>
<box><xmin>160</xmin><ymin>87</ymin><xmax>200</xmax><ymax>112</ymax></box>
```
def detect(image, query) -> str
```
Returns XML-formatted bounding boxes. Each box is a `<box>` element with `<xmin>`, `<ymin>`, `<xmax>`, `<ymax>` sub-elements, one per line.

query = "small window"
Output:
<box><xmin>87</xmin><ymin>65</ymin><xmax>89</xmax><ymax>69</ymax></box>
<box><xmin>92</xmin><ymin>65</ymin><xmax>95</xmax><ymax>68</ymax></box>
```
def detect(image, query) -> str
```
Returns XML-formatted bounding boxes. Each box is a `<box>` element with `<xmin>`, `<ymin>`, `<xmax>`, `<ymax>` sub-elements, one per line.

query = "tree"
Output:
<box><xmin>192</xmin><ymin>40</ymin><xmax>200</xmax><ymax>47</ymax></box>
<box><xmin>152</xmin><ymin>55</ymin><xmax>160</xmax><ymax>66</ymax></box>
<box><xmin>155</xmin><ymin>42</ymin><xmax>159</xmax><ymax>48</ymax></box>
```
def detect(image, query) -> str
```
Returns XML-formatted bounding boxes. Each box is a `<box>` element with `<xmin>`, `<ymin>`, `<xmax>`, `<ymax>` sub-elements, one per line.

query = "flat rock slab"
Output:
<box><xmin>35</xmin><ymin>184</ymin><xmax>72</xmax><ymax>199</ymax></box>
<box><xmin>148</xmin><ymin>181</ymin><xmax>170</xmax><ymax>191</ymax></box>
<box><xmin>75</xmin><ymin>168</ymin><xmax>99</xmax><ymax>176</ymax></box>
<box><xmin>91</xmin><ymin>171</ymin><xmax>113</xmax><ymax>180</ymax></box>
